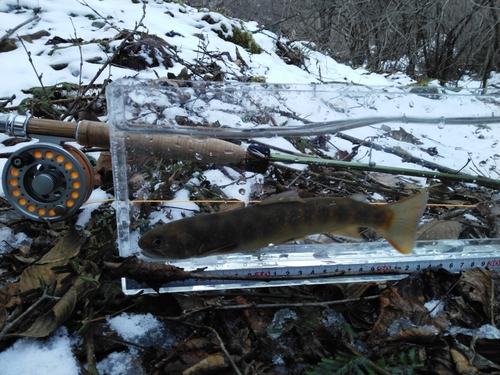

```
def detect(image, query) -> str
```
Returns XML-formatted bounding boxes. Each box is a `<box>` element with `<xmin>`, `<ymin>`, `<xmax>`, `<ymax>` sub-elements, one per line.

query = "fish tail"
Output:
<box><xmin>376</xmin><ymin>191</ymin><xmax>429</xmax><ymax>254</ymax></box>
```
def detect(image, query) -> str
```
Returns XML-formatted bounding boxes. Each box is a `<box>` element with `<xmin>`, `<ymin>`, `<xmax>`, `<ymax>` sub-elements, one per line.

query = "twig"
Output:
<box><xmin>160</xmin><ymin>318</ymin><xmax>243</xmax><ymax>375</ymax></box>
<box><xmin>103</xmin><ymin>256</ymin><xmax>411</xmax><ymax>287</ymax></box>
<box><xmin>17</xmin><ymin>36</ymin><xmax>60</xmax><ymax>119</ymax></box>
<box><xmin>427</xmin><ymin>277</ymin><xmax>462</xmax><ymax>315</ymax></box>
<box><xmin>336</xmin><ymin>132</ymin><xmax>464</xmax><ymax>175</ymax></box>
<box><xmin>197</xmin><ymin>325</ymin><xmax>243</xmax><ymax>375</ymax></box>
<box><xmin>59</xmin><ymin>2</ymin><xmax>147</xmax><ymax>120</ymax></box>
<box><xmin>344</xmin><ymin>341</ymin><xmax>392</xmax><ymax>375</ymax></box>
<box><xmin>252</xmin><ymin>13</ymin><xmax>300</xmax><ymax>34</ymax></box>
<box><xmin>84</xmin><ymin>325</ymin><xmax>98</xmax><ymax>375</ymax></box>
<box><xmin>153</xmin><ymin>330</ymin><xmax>198</xmax><ymax>370</ymax></box>
<box><xmin>70</xmin><ymin>18</ymin><xmax>84</xmax><ymax>91</ymax></box>
<box><xmin>203</xmin><ymin>295</ymin><xmax>380</xmax><ymax>312</ymax></box>
<box><xmin>0</xmin><ymin>15</ymin><xmax>39</xmax><ymax>44</ymax></box>
<box><xmin>75</xmin><ymin>0</ymin><xmax>121</xmax><ymax>32</ymax></box>
<box><xmin>0</xmin><ymin>284</ymin><xmax>60</xmax><ymax>339</ymax></box>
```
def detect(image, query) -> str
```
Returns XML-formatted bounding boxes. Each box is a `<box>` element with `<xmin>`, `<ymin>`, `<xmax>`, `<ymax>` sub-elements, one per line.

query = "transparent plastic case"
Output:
<box><xmin>105</xmin><ymin>79</ymin><xmax>500</xmax><ymax>294</ymax></box>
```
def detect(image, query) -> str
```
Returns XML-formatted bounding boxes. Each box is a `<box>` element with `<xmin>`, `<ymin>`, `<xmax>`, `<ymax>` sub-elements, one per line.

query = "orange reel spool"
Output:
<box><xmin>2</xmin><ymin>142</ymin><xmax>94</xmax><ymax>222</ymax></box>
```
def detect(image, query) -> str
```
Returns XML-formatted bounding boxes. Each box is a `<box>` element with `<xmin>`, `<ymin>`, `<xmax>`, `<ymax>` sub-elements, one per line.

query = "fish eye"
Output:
<box><xmin>153</xmin><ymin>237</ymin><xmax>164</xmax><ymax>248</ymax></box>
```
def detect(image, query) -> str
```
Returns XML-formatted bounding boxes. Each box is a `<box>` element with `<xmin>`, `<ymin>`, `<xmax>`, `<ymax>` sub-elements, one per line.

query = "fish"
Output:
<box><xmin>138</xmin><ymin>190</ymin><xmax>429</xmax><ymax>260</ymax></box>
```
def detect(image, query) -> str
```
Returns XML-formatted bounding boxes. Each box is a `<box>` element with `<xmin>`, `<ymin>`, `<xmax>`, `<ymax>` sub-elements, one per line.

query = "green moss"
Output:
<box><xmin>249</xmin><ymin>76</ymin><xmax>266</xmax><ymax>83</ymax></box>
<box><xmin>164</xmin><ymin>0</ymin><xmax>186</xmax><ymax>6</ymax></box>
<box><xmin>408</xmin><ymin>77</ymin><xmax>433</xmax><ymax>86</ymax></box>
<box><xmin>214</xmin><ymin>22</ymin><xmax>262</xmax><ymax>54</ymax></box>
<box><xmin>408</xmin><ymin>86</ymin><xmax>441</xmax><ymax>100</ymax></box>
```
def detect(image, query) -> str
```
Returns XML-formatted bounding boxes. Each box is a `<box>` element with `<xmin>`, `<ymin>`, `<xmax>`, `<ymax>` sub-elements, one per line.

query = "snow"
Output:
<box><xmin>107</xmin><ymin>312</ymin><xmax>169</xmax><ymax>347</ymax></box>
<box><xmin>424</xmin><ymin>299</ymin><xmax>444</xmax><ymax>318</ymax></box>
<box><xmin>0</xmin><ymin>0</ymin><xmax>499</xmax><ymax>372</ymax></box>
<box><xmin>0</xmin><ymin>225</ymin><xmax>32</xmax><ymax>254</ymax></box>
<box><xmin>75</xmin><ymin>187</ymin><xmax>112</xmax><ymax>227</ymax></box>
<box><xmin>446</xmin><ymin>324</ymin><xmax>500</xmax><ymax>340</ymax></box>
<box><xmin>0</xmin><ymin>327</ymin><xmax>81</xmax><ymax>375</ymax></box>
<box><xmin>96</xmin><ymin>351</ymin><xmax>144</xmax><ymax>375</ymax></box>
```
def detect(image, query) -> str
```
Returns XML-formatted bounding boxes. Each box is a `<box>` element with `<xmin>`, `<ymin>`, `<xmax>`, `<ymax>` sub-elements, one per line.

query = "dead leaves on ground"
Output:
<box><xmin>3</xmin><ymin>230</ymin><xmax>500</xmax><ymax>373</ymax></box>
<box><xmin>76</xmin><ymin>267</ymin><xmax>500</xmax><ymax>374</ymax></box>
<box><xmin>0</xmin><ymin>228</ymin><xmax>96</xmax><ymax>340</ymax></box>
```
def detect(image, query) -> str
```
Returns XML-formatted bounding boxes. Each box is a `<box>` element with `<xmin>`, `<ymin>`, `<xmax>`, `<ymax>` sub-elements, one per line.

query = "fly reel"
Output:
<box><xmin>2</xmin><ymin>142</ymin><xmax>94</xmax><ymax>222</ymax></box>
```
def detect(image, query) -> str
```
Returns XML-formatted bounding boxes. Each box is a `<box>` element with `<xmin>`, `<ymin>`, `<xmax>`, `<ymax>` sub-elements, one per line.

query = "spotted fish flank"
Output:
<box><xmin>138</xmin><ymin>191</ymin><xmax>429</xmax><ymax>260</ymax></box>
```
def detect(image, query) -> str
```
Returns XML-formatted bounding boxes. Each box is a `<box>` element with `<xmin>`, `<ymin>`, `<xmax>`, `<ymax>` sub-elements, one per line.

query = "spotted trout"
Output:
<box><xmin>139</xmin><ymin>191</ymin><xmax>428</xmax><ymax>259</ymax></box>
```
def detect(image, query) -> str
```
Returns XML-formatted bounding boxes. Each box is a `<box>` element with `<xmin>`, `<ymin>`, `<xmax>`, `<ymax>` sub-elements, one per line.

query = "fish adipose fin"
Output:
<box><xmin>376</xmin><ymin>191</ymin><xmax>429</xmax><ymax>254</ymax></box>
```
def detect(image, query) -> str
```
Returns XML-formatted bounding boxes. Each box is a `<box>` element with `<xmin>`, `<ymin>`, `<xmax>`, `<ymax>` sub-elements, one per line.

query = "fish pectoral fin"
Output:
<box><xmin>201</xmin><ymin>242</ymin><xmax>239</xmax><ymax>256</ymax></box>
<box><xmin>328</xmin><ymin>226</ymin><xmax>362</xmax><ymax>239</ymax></box>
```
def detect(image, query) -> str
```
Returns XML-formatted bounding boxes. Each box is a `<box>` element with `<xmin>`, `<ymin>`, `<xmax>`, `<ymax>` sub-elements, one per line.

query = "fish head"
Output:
<box><xmin>138</xmin><ymin>226</ymin><xmax>200</xmax><ymax>260</ymax></box>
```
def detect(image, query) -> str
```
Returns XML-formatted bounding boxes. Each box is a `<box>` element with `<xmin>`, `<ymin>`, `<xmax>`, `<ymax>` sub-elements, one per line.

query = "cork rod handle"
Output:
<box><xmin>27</xmin><ymin>119</ymin><xmax>247</xmax><ymax>165</ymax></box>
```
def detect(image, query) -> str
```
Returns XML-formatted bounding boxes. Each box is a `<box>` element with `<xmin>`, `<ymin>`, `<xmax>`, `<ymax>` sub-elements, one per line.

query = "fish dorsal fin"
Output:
<box><xmin>259</xmin><ymin>191</ymin><xmax>307</xmax><ymax>205</ymax></box>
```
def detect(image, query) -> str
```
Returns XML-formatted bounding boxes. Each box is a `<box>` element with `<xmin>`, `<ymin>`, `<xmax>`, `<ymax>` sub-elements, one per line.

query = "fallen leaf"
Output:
<box><xmin>451</xmin><ymin>348</ymin><xmax>479</xmax><ymax>375</ymax></box>
<box><xmin>12</xmin><ymin>280</ymin><xmax>82</xmax><ymax>338</ymax></box>
<box><xmin>182</xmin><ymin>352</ymin><xmax>232</xmax><ymax>375</ymax></box>
<box><xmin>417</xmin><ymin>220</ymin><xmax>462</xmax><ymax>241</ymax></box>
<box><xmin>458</xmin><ymin>268</ymin><xmax>492</xmax><ymax>318</ymax></box>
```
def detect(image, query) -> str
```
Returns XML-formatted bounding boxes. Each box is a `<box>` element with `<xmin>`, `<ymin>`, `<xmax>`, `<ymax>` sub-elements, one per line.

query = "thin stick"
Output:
<box><xmin>210</xmin><ymin>295</ymin><xmax>380</xmax><ymax>310</ymax></box>
<box><xmin>60</xmin><ymin>2</ymin><xmax>147</xmax><ymax>120</ymax></box>
<box><xmin>16</xmin><ymin>36</ymin><xmax>60</xmax><ymax>119</ymax></box>
<box><xmin>0</xmin><ymin>15</ymin><xmax>39</xmax><ymax>44</ymax></box>
<box><xmin>0</xmin><ymin>286</ymin><xmax>61</xmax><ymax>339</ymax></box>
<box><xmin>159</xmin><ymin>318</ymin><xmax>243</xmax><ymax>375</ymax></box>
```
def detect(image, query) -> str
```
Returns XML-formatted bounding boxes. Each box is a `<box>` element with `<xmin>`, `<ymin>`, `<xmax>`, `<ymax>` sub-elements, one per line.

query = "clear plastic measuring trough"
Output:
<box><xmin>106</xmin><ymin>79</ymin><xmax>500</xmax><ymax>293</ymax></box>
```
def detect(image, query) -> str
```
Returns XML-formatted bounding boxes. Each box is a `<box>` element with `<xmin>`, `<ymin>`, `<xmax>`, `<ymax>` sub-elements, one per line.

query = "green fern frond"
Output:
<box><xmin>307</xmin><ymin>347</ymin><xmax>423</xmax><ymax>375</ymax></box>
<box><xmin>305</xmin><ymin>354</ymin><xmax>375</xmax><ymax>375</ymax></box>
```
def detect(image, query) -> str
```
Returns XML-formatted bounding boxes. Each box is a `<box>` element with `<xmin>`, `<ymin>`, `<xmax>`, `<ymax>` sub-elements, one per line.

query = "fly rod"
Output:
<box><xmin>1</xmin><ymin>113</ymin><xmax>498</xmax><ymax>222</ymax></box>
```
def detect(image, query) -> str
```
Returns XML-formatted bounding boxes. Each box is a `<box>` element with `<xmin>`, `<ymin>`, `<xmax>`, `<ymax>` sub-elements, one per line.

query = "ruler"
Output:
<box><xmin>122</xmin><ymin>238</ymin><xmax>500</xmax><ymax>294</ymax></box>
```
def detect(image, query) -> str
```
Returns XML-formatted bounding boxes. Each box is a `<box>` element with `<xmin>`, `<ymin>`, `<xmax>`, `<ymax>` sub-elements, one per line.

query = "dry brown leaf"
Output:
<box><xmin>367</xmin><ymin>172</ymin><xmax>401</xmax><ymax>188</ymax></box>
<box><xmin>476</xmin><ymin>200</ymin><xmax>500</xmax><ymax>238</ymax></box>
<box><xmin>453</xmin><ymin>341</ymin><xmax>500</xmax><ymax>371</ymax></box>
<box><xmin>369</xmin><ymin>286</ymin><xmax>439</xmax><ymax>344</ymax></box>
<box><xmin>18</xmin><ymin>228</ymin><xmax>83</xmax><ymax>293</ymax></box>
<box><xmin>451</xmin><ymin>348</ymin><xmax>479</xmax><ymax>375</ymax></box>
<box><xmin>182</xmin><ymin>352</ymin><xmax>231</xmax><ymax>375</ymax></box>
<box><xmin>235</xmin><ymin>296</ymin><xmax>271</xmax><ymax>338</ymax></box>
<box><xmin>458</xmin><ymin>268</ymin><xmax>492</xmax><ymax>317</ymax></box>
<box><xmin>417</xmin><ymin>220</ymin><xmax>462</xmax><ymax>241</ymax></box>
<box><xmin>36</xmin><ymin>227</ymin><xmax>83</xmax><ymax>264</ymax></box>
<box><xmin>0</xmin><ymin>229</ymin><xmax>86</xmax><ymax>337</ymax></box>
<box><xmin>13</xmin><ymin>282</ymin><xmax>79</xmax><ymax>338</ymax></box>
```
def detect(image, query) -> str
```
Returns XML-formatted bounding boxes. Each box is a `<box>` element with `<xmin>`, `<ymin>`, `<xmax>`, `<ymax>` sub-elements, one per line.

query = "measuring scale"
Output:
<box><xmin>121</xmin><ymin>239</ymin><xmax>500</xmax><ymax>293</ymax></box>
